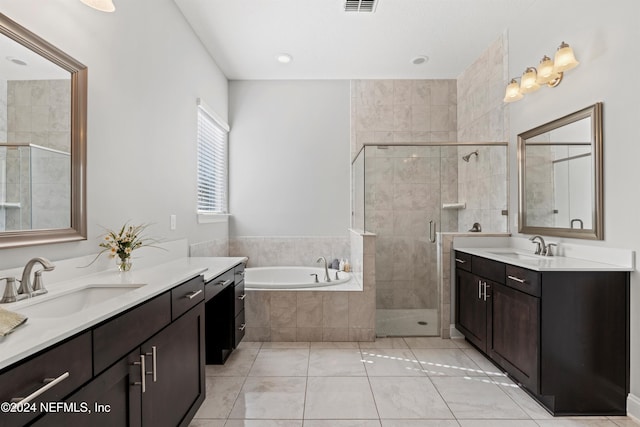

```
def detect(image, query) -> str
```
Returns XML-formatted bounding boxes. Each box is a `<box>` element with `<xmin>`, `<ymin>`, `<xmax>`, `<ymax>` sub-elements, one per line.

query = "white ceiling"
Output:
<box><xmin>174</xmin><ymin>0</ymin><xmax>538</xmax><ymax>80</ymax></box>
<box><xmin>0</xmin><ymin>35</ymin><xmax>70</xmax><ymax>81</ymax></box>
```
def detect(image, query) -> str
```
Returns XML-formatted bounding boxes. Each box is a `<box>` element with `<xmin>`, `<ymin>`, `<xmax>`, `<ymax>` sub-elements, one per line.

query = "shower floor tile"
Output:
<box><xmin>376</xmin><ymin>308</ymin><xmax>438</xmax><ymax>337</ymax></box>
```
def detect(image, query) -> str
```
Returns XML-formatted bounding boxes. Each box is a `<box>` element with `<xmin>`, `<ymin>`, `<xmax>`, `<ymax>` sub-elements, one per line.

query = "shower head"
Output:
<box><xmin>462</xmin><ymin>150</ymin><xmax>479</xmax><ymax>162</ymax></box>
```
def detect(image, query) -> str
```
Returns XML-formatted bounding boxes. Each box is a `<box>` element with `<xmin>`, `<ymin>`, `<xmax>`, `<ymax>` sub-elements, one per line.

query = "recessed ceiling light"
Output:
<box><xmin>6</xmin><ymin>56</ymin><xmax>27</xmax><ymax>66</ymax></box>
<box><xmin>411</xmin><ymin>55</ymin><xmax>429</xmax><ymax>65</ymax></box>
<box><xmin>276</xmin><ymin>53</ymin><xmax>293</xmax><ymax>64</ymax></box>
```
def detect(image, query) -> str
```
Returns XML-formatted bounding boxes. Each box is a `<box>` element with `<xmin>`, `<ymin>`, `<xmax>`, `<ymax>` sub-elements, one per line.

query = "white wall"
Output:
<box><xmin>0</xmin><ymin>0</ymin><xmax>228</xmax><ymax>269</ymax></box>
<box><xmin>506</xmin><ymin>0</ymin><xmax>640</xmax><ymax>416</ymax></box>
<box><xmin>228</xmin><ymin>80</ymin><xmax>350</xmax><ymax>237</ymax></box>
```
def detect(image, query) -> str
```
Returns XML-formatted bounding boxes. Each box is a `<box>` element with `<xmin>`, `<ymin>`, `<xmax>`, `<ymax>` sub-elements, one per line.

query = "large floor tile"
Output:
<box><xmin>308</xmin><ymin>349</ymin><xmax>367</xmax><ymax>376</ymax></box>
<box><xmin>206</xmin><ymin>347</ymin><xmax>260</xmax><ymax>377</ymax></box>
<box><xmin>361</xmin><ymin>349</ymin><xmax>424</xmax><ymax>376</ymax></box>
<box><xmin>189</xmin><ymin>420</ymin><xmax>226</xmax><ymax>427</ymax></box>
<box><xmin>303</xmin><ymin>421</ymin><xmax>381</xmax><ymax>427</ymax></box>
<box><xmin>229</xmin><ymin>377</ymin><xmax>306</xmax><ymax>419</ymax></box>
<box><xmin>261</xmin><ymin>342</ymin><xmax>311</xmax><ymax>349</ymax></box>
<box><xmin>381</xmin><ymin>421</ymin><xmax>461</xmax><ymax>427</ymax></box>
<box><xmin>359</xmin><ymin>338</ymin><xmax>409</xmax><ymax>349</ymax></box>
<box><xmin>608</xmin><ymin>417</ymin><xmax>640</xmax><ymax>427</ymax></box>
<box><xmin>458</xmin><ymin>421</ymin><xmax>538</xmax><ymax>427</ymax></box>
<box><xmin>369</xmin><ymin>376</ymin><xmax>453</xmax><ymax>419</ymax></box>
<box><xmin>225</xmin><ymin>421</ymin><xmax>302</xmax><ymax>427</ymax></box>
<box><xmin>309</xmin><ymin>342</ymin><xmax>360</xmax><ymax>349</ymax></box>
<box><xmin>460</xmin><ymin>347</ymin><xmax>505</xmax><ymax>376</ymax></box>
<box><xmin>195</xmin><ymin>377</ymin><xmax>245</xmax><ymax>419</ymax></box>
<box><xmin>412</xmin><ymin>349</ymin><xmax>486</xmax><ymax>377</ymax></box>
<box><xmin>489</xmin><ymin>376</ymin><xmax>551</xmax><ymax>420</ymax></box>
<box><xmin>304</xmin><ymin>377</ymin><xmax>378</xmax><ymax>419</ymax></box>
<box><xmin>248</xmin><ymin>349</ymin><xmax>309</xmax><ymax>376</ymax></box>
<box><xmin>404</xmin><ymin>337</ymin><xmax>461</xmax><ymax>349</ymax></box>
<box><xmin>535</xmin><ymin>421</ymin><xmax>620</xmax><ymax>427</ymax></box>
<box><xmin>431</xmin><ymin>376</ymin><xmax>529</xmax><ymax>419</ymax></box>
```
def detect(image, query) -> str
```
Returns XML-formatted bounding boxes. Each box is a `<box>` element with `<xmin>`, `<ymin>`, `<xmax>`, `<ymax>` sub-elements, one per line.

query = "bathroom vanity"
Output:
<box><xmin>454</xmin><ymin>248</ymin><xmax>630</xmax><ymax>416</ymax></box>
<box><xmin>0</xmin><ymin>256</ymin><xmax>246</xmax><ymax>427</ymax></box>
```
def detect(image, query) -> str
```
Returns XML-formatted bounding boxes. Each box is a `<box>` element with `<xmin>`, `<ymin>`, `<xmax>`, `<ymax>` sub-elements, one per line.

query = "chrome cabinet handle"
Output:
<box><xmin>214</xmin><ymin>279</ymin><xmax>233</xmax><ymax>287</ymax></box>
<box><xmin>478</xmin><ymin>280</ymin><xmax>482</xmax><ymax>299</ymax></box>
<box><xmin>507</xmin><ymin>275</ymin><xmax>526</xmax><ymax>284</ymax></box>
<box><xmin>238</xmin><ymin>323</ymin><xmax>246</xmax><ymax>331</ymax></box>
<box><xmin>185</xmin><ymin>289</ymin><xmax>203</xmax><ymax>300</ymax></box>
<box><xmin>11</xmin><ymin>371</ymin><xmax>69</xmax><ymax>404</ymax></box>
<box><xmin>236</xmin><ymin>271</ymin><xmax>245</xmax><ymax>277</ymax></box>
<box><xmin>132</xmin><ymin>354</ymin><xmax>146</xmax><ymax>393</ymax></box>
<box><xmin>455</xmin><ymin>258</ymin><xmax>466</xmax><ymax>264</ymax></box>
<box><xmin>483</xmin><ymin>282</ymin><xmax>491</xmax><ymax>301</ymax></box>
<box><xmin>237</xmin><ymin>294</ymin><xmax>246</xmax><ymax>300</ymax></box>
<box><xmin>145</xmin><ymin>346</ymin><xmax>157</xmax><ymax>382</ymax></box>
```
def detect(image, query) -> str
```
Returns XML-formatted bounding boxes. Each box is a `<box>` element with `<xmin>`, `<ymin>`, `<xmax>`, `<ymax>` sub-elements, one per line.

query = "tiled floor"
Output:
<box><xmin>190</xmin><ymin>338</ymin><xmax>639</xmax><ymax>427</ymax></box>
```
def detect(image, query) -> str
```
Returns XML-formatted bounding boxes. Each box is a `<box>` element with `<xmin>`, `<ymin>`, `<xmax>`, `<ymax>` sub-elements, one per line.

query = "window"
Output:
<box><xmin>196</xmin><ymin>99</ymin><xmax>229</xmax><ymax>215</ymax></box>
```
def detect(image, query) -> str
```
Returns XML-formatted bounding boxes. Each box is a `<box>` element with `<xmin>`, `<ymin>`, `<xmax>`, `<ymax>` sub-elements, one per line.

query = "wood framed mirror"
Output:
<box><xmin>518</xmin><ymin>103</ymin><xmax>603</xmax><ymax>240</ymax></box>
<box><xmin>0</xmin><ymin>13</ymin><xmax>87</xmax><ymax>248</ymax></box>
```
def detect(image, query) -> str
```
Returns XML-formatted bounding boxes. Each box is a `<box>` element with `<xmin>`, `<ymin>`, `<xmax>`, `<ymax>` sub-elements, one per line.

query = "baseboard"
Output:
<box><xmin>628</xmin><ymin>393</ymin><xmax>640</xmax><ymax>420</ymax></box>
<box><xmin>449</xmin><ymin>324</ymin><xmax>464</xmax><ymax>339</ymax></box>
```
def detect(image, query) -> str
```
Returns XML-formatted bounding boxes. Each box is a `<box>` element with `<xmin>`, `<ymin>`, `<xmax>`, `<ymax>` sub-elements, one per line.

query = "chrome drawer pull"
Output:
<box><xmin>132</xmin><ymin>355</ymin><xmax>146</xmax><ymax>393</ymax></box>
<box><xmin>238</xmin><ymin>323</ymin><xmax>246</xmax><ymax>331</ymax></box>
<box><xmin>455</xmin><ymin>258</ymin><xmax>467</xmax><ymax>264</ymax></box>
<box><xmin>214</xmin><ymin>279</ymin><xmax>233</xmax><ymax>287</ymax></box>
<box><xmin>11</xmin><ymin>371</ymin><xmax>69</xmax><ymax>404</ymax></box>
<box><xmin>236</xmin><ymin>271</ymin><xmax>245</xmax><ymax>277</ymax></box>
<box><xmin>508</xmin><ymin>275</ymin><xmax>526</xmax><ymax>284</ymax></box>
<box><xmin>145</xmin><ymin>346</ymin><xmax>157</xmax><ymax>382</ymax></box>
<box><xmin>185</xmin><ymin>289</ymin><xmax>203</xmax><ymax>300</ymax></box>
<box><xmin>478</xmin><ymin>280</ymin><xmax>482</xmax><ymax>299</ymax></box>
<box><xmin>237</xmin><ymin>294</ymin><xmax>246</xmax><ymax>301</ymax></box>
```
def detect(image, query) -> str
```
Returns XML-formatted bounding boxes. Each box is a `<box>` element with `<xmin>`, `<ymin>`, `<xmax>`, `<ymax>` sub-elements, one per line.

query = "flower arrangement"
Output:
<box><xmin>93</xmin><ymin>223</ymin><xmax>160</xmax><ymax>271</ymax></box>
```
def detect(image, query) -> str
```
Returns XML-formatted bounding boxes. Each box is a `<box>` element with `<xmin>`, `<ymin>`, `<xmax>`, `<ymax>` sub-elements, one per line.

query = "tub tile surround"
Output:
<box><xmin>243</xmin><ymin>230</ymin><xmax>376</xmax><ymax>342</ymax></box>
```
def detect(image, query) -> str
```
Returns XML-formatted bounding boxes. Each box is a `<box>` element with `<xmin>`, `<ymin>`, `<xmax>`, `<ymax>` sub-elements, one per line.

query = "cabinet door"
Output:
<box><xmin>32</xmin><ymin>350</ymin><xmax>142</xmax><ymax>427</ymax></box>
<box><xmin>141</xmin><ymin>303</ymin><xmax>205</xmax><ymax>427</ymax></box>
<box><xmin>455</xmin><ymin>269</ymin><xmax>487</xmax><ymax>352</ymax></box>
<box><xmin>489</xmin><ymin>282</ymin><xmax>539</xmax><ymax>392</ymax></box>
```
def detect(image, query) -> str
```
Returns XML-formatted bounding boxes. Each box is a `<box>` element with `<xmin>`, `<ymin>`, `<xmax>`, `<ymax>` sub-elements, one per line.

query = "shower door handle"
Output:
<box><xmin>428</xmin><ymin>220</ymin><xmax>436</xmax><ymax>243</ymax></box>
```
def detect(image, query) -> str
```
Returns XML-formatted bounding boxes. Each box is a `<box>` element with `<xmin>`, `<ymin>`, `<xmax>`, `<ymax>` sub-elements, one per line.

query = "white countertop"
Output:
<box><xmin>455</xmin><ymin>247</ymin><xmax>633</xmax><ymax>272</ymax></box>
<box><xmin>0</xmin><ymin>256</ymin><xmax>246</xmax><ymax>371</ymax></box>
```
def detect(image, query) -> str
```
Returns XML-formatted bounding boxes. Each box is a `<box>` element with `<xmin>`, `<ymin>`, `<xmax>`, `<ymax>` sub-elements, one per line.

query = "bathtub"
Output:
<box><xmin>244</xmin><ymin>266</ymin><xmax>351</xmax><ymax>289</ymax></box>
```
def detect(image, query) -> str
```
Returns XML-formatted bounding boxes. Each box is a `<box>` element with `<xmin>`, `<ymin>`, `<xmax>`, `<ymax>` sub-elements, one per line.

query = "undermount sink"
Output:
<box><xmin>487</xmin><ymin>251</ymin><xmax>540</xmax><ymax>261</ymax></box>
<box><xmin>18</xmin><ymin>284</ymin><xmax>145</xmax><ymax>318</ymax></box>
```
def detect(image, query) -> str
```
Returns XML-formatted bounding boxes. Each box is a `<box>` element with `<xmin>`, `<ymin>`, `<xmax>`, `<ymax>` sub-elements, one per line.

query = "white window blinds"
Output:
<box><xmin>197</xmin><ymin>100</ymin><xmax>229</xmax><ymax>214</ymax></box>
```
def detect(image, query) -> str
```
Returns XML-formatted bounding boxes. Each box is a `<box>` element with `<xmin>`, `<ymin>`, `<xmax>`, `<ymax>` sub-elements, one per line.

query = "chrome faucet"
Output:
<box><xmin>529</xmin><ymin>235</ymin><xmax>546</xmax><ymax>255</ymax></box>
<box><xmin>1</xmin><ymin>277</ymin><xmax>26</xmax><ymax>303</ymax></box>
<box><xmin>20</xmin><ymin>257</ymin><xmax>55</xmax><ymax>297</ymax></box>
<box><xmin>316</xmin><ymin>257</ymin><xmax>331</xmax><ymax>283</ymax></box>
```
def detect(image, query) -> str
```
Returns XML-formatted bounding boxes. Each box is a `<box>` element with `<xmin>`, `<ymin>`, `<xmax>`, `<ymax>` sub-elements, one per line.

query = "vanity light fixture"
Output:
<box><xmin>80</xmin><ymin>0</ymin><xmax>115</xmax><ymax>13</ymax></box>
<box><xmin>503</xmin><ymin>41</ymin><xmax>579</xmax><ymax>103</ymax></box>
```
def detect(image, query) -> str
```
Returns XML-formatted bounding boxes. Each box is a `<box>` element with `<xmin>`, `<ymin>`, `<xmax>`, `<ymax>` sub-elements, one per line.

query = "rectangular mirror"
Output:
<box><xmin>0</xmin><ymin>13</ymin><xmax>86</xmax><ymax>248</ymax></box>
<box><xmin>518</xmin><ymin>103</ymin><xmax>603</xmax><ymax>240</ymax></box>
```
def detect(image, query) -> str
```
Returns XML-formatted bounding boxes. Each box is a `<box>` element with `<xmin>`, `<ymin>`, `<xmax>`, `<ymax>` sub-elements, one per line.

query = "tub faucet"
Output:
<box><xmin>529</xmin><ymin>236</ymin><xmax>546</xmax><ymax>255</ymax></box>
<box><xmin>20</xmin><ymin>257</ymin><xmax>56</xmax><ymax>297</ymax></box>
<box><xmin>316</xmin><ymin>257</ymin><xmax>331</xmax><ymax>283</ymax></box>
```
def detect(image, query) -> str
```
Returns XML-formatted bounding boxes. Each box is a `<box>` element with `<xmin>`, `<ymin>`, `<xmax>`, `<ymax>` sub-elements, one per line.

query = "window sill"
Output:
<box><xmin>197</xmin><ymin>213</ymin><xmax>230</xmax><ymax>224</ymax></box>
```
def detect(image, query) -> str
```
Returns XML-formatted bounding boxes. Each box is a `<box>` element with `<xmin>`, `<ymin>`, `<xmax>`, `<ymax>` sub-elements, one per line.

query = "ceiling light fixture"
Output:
<box><xmin>504</xmin><ymin>41</ymin><xmax>579</xmax><ymax>103</ymax></box>
<box><xmin>411</xmin><ymin>55</ymin><xmax>429</xmax><ymax>65</ymax></box>
<box><xmin>276</xmin><ymin>53</ymin><xmax>293</xmax><ymax>64</ymax></box>
<box><xmin>80</xmin><ymin>0</ymin><xmax>115</xmax><ymax>13</ymax></box>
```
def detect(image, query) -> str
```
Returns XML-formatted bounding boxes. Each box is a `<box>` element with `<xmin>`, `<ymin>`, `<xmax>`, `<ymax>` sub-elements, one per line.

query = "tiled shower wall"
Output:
<box><xmin>456</xmin><ymin>34</ymin><xmax>509</xmax><ymax>234</ymax></box>
<box><xmin>351</xmin><ymin>79</ymin><xmax>458</xmax><ymax>312</ymax></box>
<box><xmin>0</xmin><ymin>79</ymin><xmax>7</xmax><ymax>141</ymax></box>
<box><xmin>229</xmin><ymin>236</ymin><xmax>350</xmax><ymax>267</ymax></box>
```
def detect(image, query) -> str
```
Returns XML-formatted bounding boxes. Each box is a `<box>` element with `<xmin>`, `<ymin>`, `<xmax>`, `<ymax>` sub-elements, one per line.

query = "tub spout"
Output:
<box><xmin>316</xmin><ymin>257</ymin><xmax>331</xmax><ymax>282</ymax></box>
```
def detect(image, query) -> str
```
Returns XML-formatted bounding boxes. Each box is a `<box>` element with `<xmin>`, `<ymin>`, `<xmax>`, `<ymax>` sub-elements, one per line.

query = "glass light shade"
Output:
<box><xmin>503</xmin><ymin>79</ymin><xmax>523</xmax><ymax>103</ymax></box>
<box><xmin>520</xmin><ymin>67</ymin><xmax>540</xmax><ymax>94</ymax></box>
<box><xmin>80</xmin><ymin>0</ymin><xmax>115</xmax><ymax>12</ymax></box>
<box><xmin>536</xmin><ymin>56</ymin><xmax>560</xmax><ymax>84</ymax></box>
<box><xmin>554</xmin><ymin>42</ymin><xmax>579</xmax><ymax>72</ymax></box>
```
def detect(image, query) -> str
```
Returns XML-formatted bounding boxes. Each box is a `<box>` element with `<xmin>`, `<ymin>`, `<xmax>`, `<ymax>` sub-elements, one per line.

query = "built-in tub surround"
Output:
<box><xmin>245</xmin><ymin>267</ymin><xmax>352</xmax><ymax>289</ymax></box>
<box><xmin>243</xmin><ymin>230</ymin><xmax>375</xmax><ymax>342</ymax></box>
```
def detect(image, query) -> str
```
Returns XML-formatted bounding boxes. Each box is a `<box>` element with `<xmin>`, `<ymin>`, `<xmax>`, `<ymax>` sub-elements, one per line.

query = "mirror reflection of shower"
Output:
<box><xmin>462</xmin><ymin>150</ymin><xmax>479</xmax><ymax>162</ymax></box>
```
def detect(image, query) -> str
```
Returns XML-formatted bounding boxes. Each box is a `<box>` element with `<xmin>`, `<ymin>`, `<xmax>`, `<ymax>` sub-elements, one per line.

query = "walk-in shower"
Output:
<box><xmin>352</xmin><ymin>143</ymin><xmax>508</xmax><ymax>337</ymax></box>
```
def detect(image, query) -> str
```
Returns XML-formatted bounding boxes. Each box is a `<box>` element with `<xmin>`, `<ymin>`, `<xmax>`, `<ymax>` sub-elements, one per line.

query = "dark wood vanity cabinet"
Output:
<box><xmin>205</xmin><ymin>263</ymin><xmax>246</xmax><ymax>364</ymax></box>
<box><xmin>454</xmin><ymin>251</ymin><xmax>629</xmax><ymax>416</ymax></box>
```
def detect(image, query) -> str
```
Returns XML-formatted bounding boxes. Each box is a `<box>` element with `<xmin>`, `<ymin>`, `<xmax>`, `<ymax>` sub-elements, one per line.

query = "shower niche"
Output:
<box><xmin>352</xmin><ymin>143</ymin><xmax>508</xmax><ymax>337</ymax></box>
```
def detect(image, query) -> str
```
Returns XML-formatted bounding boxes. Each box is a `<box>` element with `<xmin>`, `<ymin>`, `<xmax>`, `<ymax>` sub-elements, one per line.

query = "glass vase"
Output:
<box><xmin>117</xmin><ymin>256</ymin><xmax>132</xmax><ymax>272</ymax></box>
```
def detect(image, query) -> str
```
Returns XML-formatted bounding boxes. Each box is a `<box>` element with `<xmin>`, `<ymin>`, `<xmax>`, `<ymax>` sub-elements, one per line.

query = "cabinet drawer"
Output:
<box><xmin>234</xmin><ymin>263</ymin><xmax>246</xmax><ymax>283</ymax></box>
<box><xmin>454</xmin><ymin>251</ymin><xmax>472</xmax><ymax>272</ymax></box>
<box><xmin>234</xmin><ymin>309</ymin><xmax>246</xmax><ymax>348</ymax></box>
<box><xmin>205</xmin><ymin>269</ymin><xmax>234</xmax><ymax>302</ymax></box>
<box><xmin>472</xmin><ymin>256</ymin><xmax>505</xmax><ymax>284</ymax></box>
<box><xmin>505</xmin><ymin>265</ymin><xmax>541</xmax><ymax>297</ymax></box>
<box><xmin>234</xmin><ymin>281</ymin><xmax>245</xmax><ymax>317</ymax></box>
<box><xmin>93</xmin><ymin>292</ymin><xmax>171</xmax><ymax>374</ymax></box>
<box><xmin>172</xmin><ymin>275</ymin><xmax>205</xmax><ymax>320</ymax></box>
<box><xmin>0</xmin><ymin>332</ymin><xmax>92</xmax><ymax>427</ymax></box>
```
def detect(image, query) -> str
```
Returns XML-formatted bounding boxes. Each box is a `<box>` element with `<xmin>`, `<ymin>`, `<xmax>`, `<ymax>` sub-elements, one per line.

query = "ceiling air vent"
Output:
<box><xmin>345</xmin><ymin>0</ymin><xmax>377</xmax><ymax>13</ymax></box>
